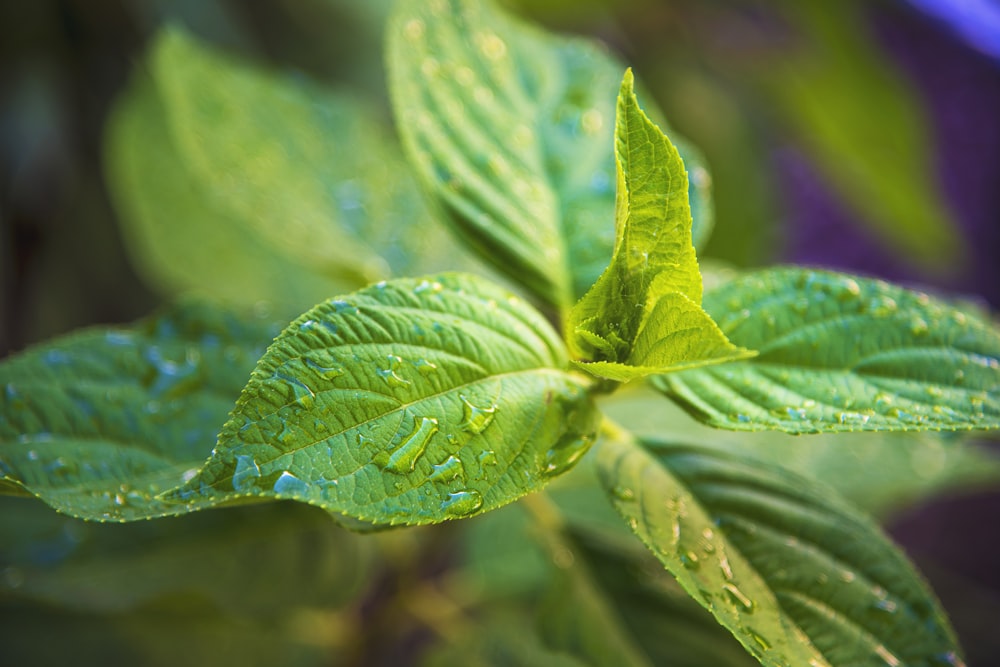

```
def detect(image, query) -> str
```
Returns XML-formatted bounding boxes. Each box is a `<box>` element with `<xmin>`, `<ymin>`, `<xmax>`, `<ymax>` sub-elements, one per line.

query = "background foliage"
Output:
<box><xmin>2</xmin><ymin>0</ymin><xmax>999</xmax><ymax>664</ymax></box>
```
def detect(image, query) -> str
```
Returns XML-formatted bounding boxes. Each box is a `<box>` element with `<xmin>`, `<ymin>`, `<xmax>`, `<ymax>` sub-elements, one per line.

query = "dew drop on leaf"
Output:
<box><xmin>377</xmin><ymin>354</ymin><xmax>410</xmax><ymax>388</ymax></box>
<box><xmin>429</xmin><ymin>455</ymin><xmax>464</xmax><ymax>483</ymax></box>
<box><xmin>441</xmin><ymin>489</ymin><xmax>483</xmax><ymax>517</ymax></box>
<box><xmin>273</xmin><ymin>471</ymin><xmax>309</xmax><ymax>497</ymax></box>
<box><xmin>722</xmin><ymin>583</ymin><xmax>755</xmax><ymax>612</ymax></box>
<box><xmin>232</xmin><ymin>454</ymin><xmax>261</xmax><ymax>492</ymax></box>
<box><xmin>304</xmin><ymin>357</ymin><xmax>345</xmax><ymax>380</ymax></box>
<box><xmin>384</xmin><ymin>416</ymin><xmax>439</xmax><ymax>474</ymax></box>
<box><xmin>459</xmin><ymin>394</ymin><xmax>497</xmax><ymax>434</ymax></box>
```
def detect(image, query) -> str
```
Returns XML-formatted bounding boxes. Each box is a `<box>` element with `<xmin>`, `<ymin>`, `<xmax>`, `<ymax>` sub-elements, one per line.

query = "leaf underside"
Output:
<box><xmin>656</xmin><ymin>267</ymin><xmax>1000</xmax><ymax>433</ymax></box>
<box><xmin>598</xmin><ymin>436</ymin><xmax>965</xmax><ymax>667</ymax></box>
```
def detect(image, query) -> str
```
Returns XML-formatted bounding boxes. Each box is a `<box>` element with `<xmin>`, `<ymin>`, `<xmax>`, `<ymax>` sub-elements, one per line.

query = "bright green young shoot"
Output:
<box><xmin>568</xmin><ymin>71</ymin><xmax>753</xmax><ymax>382</ymax></box>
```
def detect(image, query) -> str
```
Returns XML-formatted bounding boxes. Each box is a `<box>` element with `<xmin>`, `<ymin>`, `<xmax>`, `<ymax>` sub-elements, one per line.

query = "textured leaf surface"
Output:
<box><xmin>657</xmin><ymin>268</ymin><xmax>1000</xmax><ymax>432</ymax></box>
<box><xmin>175</xmin><ymin>273</ymin><xmax>598</xmax><ymax>527</ymax></box>
<box><xmin>569</xmin><ymin>72</ymin><xmax>751</xmax><ymax>380</ymax></box>
<box><xmin>387</xmin><ymin>0</ymin><xmax>713</xmax><ymax>309</ymax></box>
<box><xmin>150</xmin><ymin>28</ymin><xmax>465</xmax><ymax>290</ymax></box>
<box><xmin>598</xmin><ymin>436</ymin><xmax>964</xmax><ymax>667</ymax></box>
<box><xmin>603</xmin><ymin>384</ymin><xmax>1000</xmax><ymax>517</ymax></box>
<box><xmin>0</xmin><ymin>301</ymin><xmax>282</xmax><ymax>521</ymax></box>
<box><xmin>105</xmin><ymin>72</ymin><xmax>351</xmax><ymax>310</ymax></box>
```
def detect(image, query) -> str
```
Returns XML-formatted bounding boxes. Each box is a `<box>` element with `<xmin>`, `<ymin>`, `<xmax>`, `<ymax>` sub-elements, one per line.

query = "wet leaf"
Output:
<box><xmin>598</xmin><ymin>435</ymin><xmax>964</xmax><ymax>667</ymax></box>
<box><xmin>173</xmin><ymin>273</ymin><xmax>598</xmax><ymax>527</ymax></box>
<box><xmin>0</xmin><ymin>300</ymin><xmax>282</xmax><ymax>521</ymax></box>
<box><xmin>656</xmin><ymin>268</ymin><xmax>1000</xmax><ymax>432</ymax></box>
<box><xmin>387</xmin><ymin>0</ymin><xmax>713</xmax><ymax>310</ymax></box>
<box><xmin>569</xmin><ymin>71</ymin><xmax>752</xmax><ymax>381</ymax></box>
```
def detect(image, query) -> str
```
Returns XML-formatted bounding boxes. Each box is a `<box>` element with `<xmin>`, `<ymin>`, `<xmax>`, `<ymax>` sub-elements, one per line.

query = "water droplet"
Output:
<box><xmin>745</xmin><ymin>627</ymin><xmax>771</xmax><ymax>651</ymax></box>
<box><xmin>475</xmin><ymin>31</ymin><xmax>506</xmax><ymax>60</ymax></box>
<box><xmin>735</xmin><ymin>413</ymin><xmax>751</xmax><ymax>423</ymax></box>
<box><xmin>441</xmin><ymin>489</ymin><xmax>483</xmax><ymax>517</ymax></box>
<box><xmin>680</xmin><ymin>551</ymin><xmax>700</xmax><ymax>570</ymax></box>
<box><xmin>403</xmin><ymin>18</ymin><xmax>424</xmax><ymax>40</ymax></box>
<box><xmin>722</xmin><ymin>583</ymin><xmax>754</xmax><ymax>612</ymax></box>
<box><xmin>377</xmin><ymin>355</ymin><xmax>410</xmax><ymax>388</ymax></box>
<box><xmin>612</xmin><ymin>485</ymin><xmax>635</xmax><ymax>501</ymax></box>
<box><xmin>477</xmin><ymin>449</ymin><xmax>498</xmax><ymax>467</ymax></box>
<box><xmin>910</xmin><ymin>317</ymin><xmax>929</xmax><ymax>336</ymax></box>
<box><xmin>429</xmin><ymin>455</ymin><xmax>464</xmax><ymax>483</ymax></box>
<box><xmin>273</xmin><ymin>471</ymin><xmax>309</xmax><ymax>497</ymax></box>
<box><xmin>273</xmin><ymin>371</ymin><xmax>316</xmax><ymax>409</ymax></box>
<box><xmin>413</xmin><ymin>280</ymin><xmax>443</xmax><ymax>294</ymax></box>
<box><xmin>459</xmin><ymin>394</ymin><xmax>497</xmax><ymax>434</ymax></box>
<box><xmin>542</xmin><ymin>429</ymin><xmax>594</xmax><ymax>477</ymax></box>
<box><xmin>330</xmin><ymin>299</ymin><xmax>357</xmax><ymax>315</ymax></box>
<box><xmin>836</xmin><ymin>411</ymin><xmax>871</xmax><ymax>426</ymax></box>
<box><xmin>411</xmin><ymin>358</ymin><xmax>438</xmax><ymax>376</ymax></box>
<box><xmin>580</xmin><ymin>108</ymin><xmax>603</xmax><ymax>135</ymax></box>
<box><xmin>872</xmin><ymin>598</ymin><xmax>898</xmax><ymax>614</ymax></box>
<box><xmin>384</xmin><ymin>416</ymin><xmax>439</xmax><ymax>474</ymax></box>
<box><xmin>304</xmin><ymin>357</ymin><xmax>344</xmax><ymax>380</ymax></box>
<box><xmin>232</xmin><ymin>455</ymin><xmax>261</xmax><ymax>492</ymax></box>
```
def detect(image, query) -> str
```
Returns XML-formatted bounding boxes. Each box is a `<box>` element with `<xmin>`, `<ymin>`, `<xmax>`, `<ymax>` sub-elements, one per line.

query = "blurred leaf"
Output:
<box><xmin>0</xmin><ymin>599</ymin><xmax>336</xmax><ymax>667</ymax></box>
<box><xmin>569</xmin><ymin>71</ymin><xmax>752</xmax><ymax>382</ymax></box>
<box><xmin>174</xmin><ymin>273</ymin><xmax>599</xmax><ymax>527</ymax></box>
<box><xmin>0</xmin><ymin>299</ymin><xmax>281</xmax><ymax>520</ymax></box>
<box><xmin>105</xmin><ymin>73</ymin><xmax>351</xmax><ymax>310</ymax></box>
<box><xmin>107</xmin><ymin>26</ymin><xmax>478</xmax><ymax>310</ymax></box>
<box><xmin>0</xmin><ymin>497</ymin><xmax>372</xmax><ymax>615</ymax></box>
<box><xmin>387</xmin><ymin>0</ymin><xmax>713</xmax><ymax>310</ymax></box>
<box><xmin>769</xmin><ymin>0</ymin><xmax>964</xmax><ymax>272</ymax></box>
<box><xmin>598</xmin><ymin>436</ymin><xmax>964</xmax><ymax>667</ymax></box>
<box><xmin>602</xmin><ymin>383</ymin><xmax>1000</xmax><ymax>518</ymax></box>
<box><xmin>656</xmin><ymin>268</ymin><xmax>1000</xmax><ymax>433</ymax></box>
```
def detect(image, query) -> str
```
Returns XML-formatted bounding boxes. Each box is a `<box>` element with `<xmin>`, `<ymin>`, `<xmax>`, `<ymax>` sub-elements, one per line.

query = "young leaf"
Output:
<box><xmin>598</xmin><ymin>435</ymin><xmax>965</xmax><ymax>667</ymax></box>
<box><xmin>655</xmin><ymin>268</ymin><xmax>1000</xmax><ymax>433</ymax></box>
<box><xmin>172</xmin><ymin>273</ymin><xmax>598</xmax><ymax>527</ymax></box>
<box><xmin>568</xmin><ymin>71</ymin><xmax>753</xmax><ymax>381</ymax></box>
<box><xmin>387</xmin><ymin>0</ymin><xmax>714</xmax><ymax>310</ymax></box>
<box><xmin>0</xmin><ymin>300</ymin><xmax>283</xmax><ymax>521</ymax></box>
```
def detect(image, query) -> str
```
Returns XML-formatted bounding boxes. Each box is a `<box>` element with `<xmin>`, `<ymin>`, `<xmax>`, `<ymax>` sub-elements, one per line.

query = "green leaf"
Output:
<box><xmin>105</xmin><ymin>72</ymin><xmax>353</xmax><ymax>310</ymax></box>
<box><xmin>149</xmin><ymin>27</ymin><xmax>467</xmax><ymax>290</ymax></box>
<box><xmin>597</xmin><ymin>435</ymin><xmax>965</xmax><ymax>667</ymax></box>
<box><xmin>387</xmin><ymin>0</ymin><xmax>713</xmax><ymax>310</ymax></box>
<box><xmin>767</xmin><ymin>1</ymin><xmax>963</xmax><ymax>272</ymax></box>
<box><xmin>173</xmin><ymin>273</ymin><xmax>598</xmax><ymax>527</ymax></box>
<box><xmin>656</xmin><ymin>267</ymin><xmax>1000</xmax><ymax>433</ymax></box>
<box><xmin>568</xmin><ymin>71</ymin><xmax>752</xmax><ymax>381</ymax></box>
<box><xmin>0</xmin><ymin>497</ymin><xmax>372</xmax><ymax>615</ymax></box>
<box><xmin>603</xmin><ymin>383</ymin><xmax>1000</xmax><ymax>517</ymax></box>
<box><xmin>0</xmin><ymin>300</ymin><xmax>282</xmax><ymax>521</ymax></box>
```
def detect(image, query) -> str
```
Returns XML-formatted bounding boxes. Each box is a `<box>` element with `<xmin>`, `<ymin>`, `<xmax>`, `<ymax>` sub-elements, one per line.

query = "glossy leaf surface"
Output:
<box><xmin>387</xmin><ymin>0</ymin><xmax>713</xmax><ymax>309</ymax></box>
<box><xmin>175</xmin><ymin>273</ymin><xmax>598</xmax><ymax>527</ymax></box>
<box><xmin>0</xmin><ymin>300</ymin><xmax>282</xmax><ymax>520</ymax></box>
<box><xmin>657</xmin><ymin>268</ymin><xmax>1000</xmax><ymax>432</ymax></box>
<box><xmin>598</xmin><ymin>436</ymin><xmax>964</xmax><ymax>667</ymax></box>
<box><xmin>569</xmin><ymin>71</ymin><xmax>752</xmax><ymax>381</ymax></box>
<box><xmin>603</xmin><ymin>384</ymin><xmax>1000</xmax><ymax>517</ymax></box>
